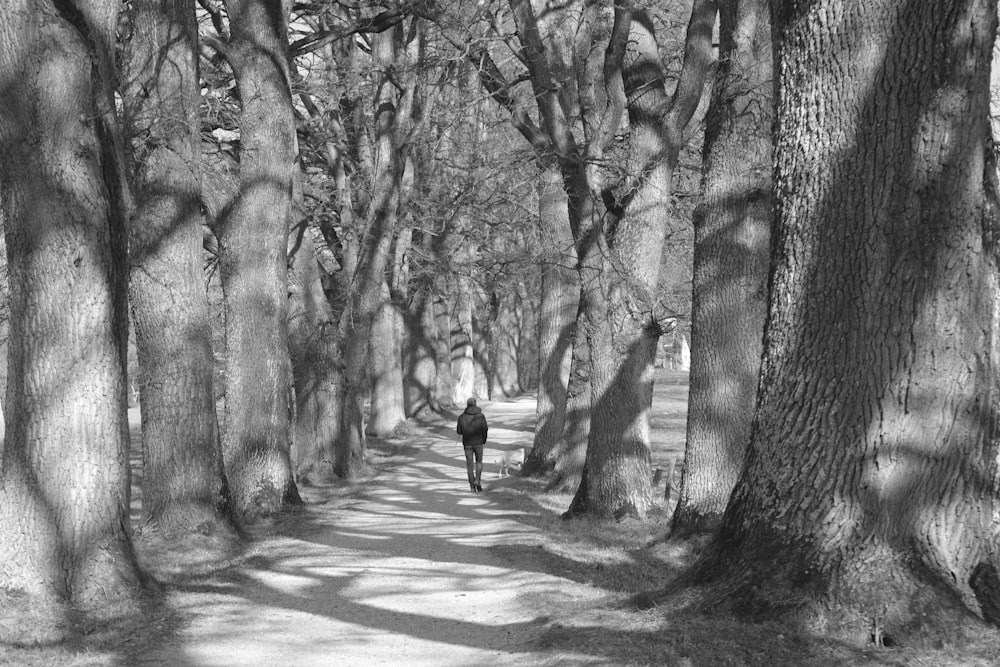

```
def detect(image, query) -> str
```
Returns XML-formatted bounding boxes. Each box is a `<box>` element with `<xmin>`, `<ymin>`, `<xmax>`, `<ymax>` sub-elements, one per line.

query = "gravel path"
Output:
<box><xmin>141</xmin><ymin>395</ymin><xmax>604</xmax><ymax>666</ymax></box>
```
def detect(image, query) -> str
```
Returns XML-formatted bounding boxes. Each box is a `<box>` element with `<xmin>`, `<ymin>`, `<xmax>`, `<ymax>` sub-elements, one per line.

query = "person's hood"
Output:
<box><xmin>463</xmin><ymin>406</ymin><xmax>482</xmax><ymax>416</ymax></box>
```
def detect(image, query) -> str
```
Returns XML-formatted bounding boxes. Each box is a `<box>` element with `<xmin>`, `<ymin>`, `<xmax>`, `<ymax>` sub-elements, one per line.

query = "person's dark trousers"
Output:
<box><xmin>464</xmin><ymin>445</ymin><xmax>483</xmax><ymax>491</ymax></box>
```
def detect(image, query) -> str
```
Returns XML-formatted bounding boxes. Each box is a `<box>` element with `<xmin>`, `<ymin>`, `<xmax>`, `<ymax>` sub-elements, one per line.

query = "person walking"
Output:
<box><xmin>457</xmin><ymin>397</ymin><xmax>488</xmax><ymax>493</ymax></box>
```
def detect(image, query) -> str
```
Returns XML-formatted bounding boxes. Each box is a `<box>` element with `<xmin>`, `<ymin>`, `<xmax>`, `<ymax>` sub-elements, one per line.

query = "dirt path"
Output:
<box><xmin>141</xmin><ymin>395</ymin><xmax>606</xmax><ymax>666</ymax></box>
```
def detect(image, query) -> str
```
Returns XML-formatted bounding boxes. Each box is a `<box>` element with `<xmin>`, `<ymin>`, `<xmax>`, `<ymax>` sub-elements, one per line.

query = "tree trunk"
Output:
<box><xmin>0</xmin><ymin>0</ymin><xmax>143</xmax><ymax>611</ymax></box>
<box><xmin>371</xmin><ymin>224</ymin><xmax>411</xmax><ymax>433</ymax></box>
<box><xmin>547</xmin><ymin>292</ymin><xmax>593</xmax><ymax>493</ymax></box>
<box><xmin>218</xmin><ymin>0</ymin><xmax>301</xmax><ymax>520</ymax></box>
<box><xmin>566</xmin><ymin>6</ymin><xmax>714</xmax><ymax>518</ymax></box>
<box><xmin>433</xmin><ymin>287</ymin><xmax>455</xmax><ymax>408</ymax></box>
<box><xmin>451</xmin><ymin>260</ymin><xmax>476</xmax><ymax>404</ymax></box>
<box><xmin>472</xmin><ymin>293</ymin><xmax>492</xmax><ymax>399</ymax></box>
<box><xmin>121</xmin><ymin>0</ymin><xmax>238</xmax><ymax>554</ymax></box>
<box><xmin>524</xmin><ymin>163</ymin><xmax>578</xmax><ymax>477</ymax></box>
<box><xmin>287</xmin><ymin>215</ymin><xmax>340</xmax><ymax>486</ymax></box>
<box><xmin>403</xmin><ymin>281</ymin><xmax>439</xmax><ymax>416</ymax></box>
<box><xmin>671</xmin><ymin>0</ymin><xmax>771</xmax><ymax>537</ymax></box>
<box><xmin>488</xmin><ymin>287</ymin><xmax>523</xmax><ymax>400</ymax></box>
<box><xmin>368</xmin><ymin>277</ymin><xmax>406</xmax><ymax>436</ymax></box>
<box><xmin>334</xmin><ymin>22</ymin><xmax>413</xmax><ymax>477</ymax></box>
<box><xmin>515</xmin><ymin>282</ymin><xmax>539</xmax><ymax>390</ymax></box>
<box><xmin>693</xmin><ymin>0</ymin><xmax>1000</xmax><ymax>644</ymax></box>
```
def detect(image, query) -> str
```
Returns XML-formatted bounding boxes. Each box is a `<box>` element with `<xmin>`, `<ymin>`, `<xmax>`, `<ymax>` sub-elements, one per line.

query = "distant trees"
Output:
<box><xmin>289</xmin><ymin>2</ymin><xmax>542</xmax><ymax>458</ymax></box>
<box><xmin>481</xmin><ymin>0</ymin><xmax>711</xmax><ymax>518</ymax></box>
<box><xmin>391</xmin><ymin>0</ymin><xmax>705</xmax><ymax>517</ymax></box>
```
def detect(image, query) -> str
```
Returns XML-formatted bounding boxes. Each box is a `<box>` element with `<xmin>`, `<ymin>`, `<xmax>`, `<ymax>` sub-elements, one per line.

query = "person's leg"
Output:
<box><xmin>463</xmin><ymin>446</ymin><xmax>477</xmax><ymax>491</ymax></box>
<box><xmin>473</xmin><ymin>445</ymin><xmax>484</xmax><ymax>490</ymax></box>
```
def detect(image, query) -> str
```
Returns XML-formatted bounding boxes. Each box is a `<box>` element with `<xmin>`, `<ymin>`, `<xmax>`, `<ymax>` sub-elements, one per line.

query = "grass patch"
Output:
<box><xmin>0</xmin><ymin>589</ymin><xmax>181</xmax><ymax>667</ymax></box>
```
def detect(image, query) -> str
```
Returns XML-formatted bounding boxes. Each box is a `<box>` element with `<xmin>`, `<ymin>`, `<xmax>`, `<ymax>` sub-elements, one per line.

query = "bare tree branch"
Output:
<box><xmin>289</xmin><ymin>9</ymin><xmax>405</xmax><ymax>58</ymax></box>
<box><xmin>198</xmin><ymin>0</ymin><xmax>229</xmax><ymax>40</ymax></box>
<box><xmin>665</xmin><ymin>0</ymin><xmax>718</xmax><ymax>137</ymax></box>
<box><xmin>584</xmin><ymin>2</ymin><xmax>630</xmax><ymax>162</ymax></box>
<box><xmin>468</xmin><ymin>44</ymin><xmax>550</xmax><ymax>155</ymax></box>
<box><xmin>507</xmin><ymin>0</ymin><xmax>577</xmax><ymax>161</ymax></box>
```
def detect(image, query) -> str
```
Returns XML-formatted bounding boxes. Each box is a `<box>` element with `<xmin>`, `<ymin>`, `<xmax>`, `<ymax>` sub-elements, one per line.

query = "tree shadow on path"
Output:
<box><xmin>139</xmin><ymin>397</ymin><xmax>625</xmax><ymax>665</ymax></box>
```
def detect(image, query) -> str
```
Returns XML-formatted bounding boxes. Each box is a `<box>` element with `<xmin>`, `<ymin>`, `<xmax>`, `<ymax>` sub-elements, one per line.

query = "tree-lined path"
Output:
<box><xmin>139</xmin><ymin>395</ymin><xmax>608</xmax><ymax>666</ymax></box>
<box><xmin>5</xmin><ymin>0</ymin><xmax>1000</xmax><ymax>660</ymax></box>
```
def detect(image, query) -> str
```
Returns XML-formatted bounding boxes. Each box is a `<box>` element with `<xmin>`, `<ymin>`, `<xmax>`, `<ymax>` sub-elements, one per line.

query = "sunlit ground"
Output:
<box><xmin>5</xmin><ymin>370</ymin><xmax>1000</xmax><ymax>665</ymax></box>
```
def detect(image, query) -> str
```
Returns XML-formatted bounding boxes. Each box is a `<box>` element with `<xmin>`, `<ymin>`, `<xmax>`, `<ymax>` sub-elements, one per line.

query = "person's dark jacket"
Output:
<box><xmin>457</xmin><ymin>406</ymin><xmax>488</xmax><ymax>447</ymax></box>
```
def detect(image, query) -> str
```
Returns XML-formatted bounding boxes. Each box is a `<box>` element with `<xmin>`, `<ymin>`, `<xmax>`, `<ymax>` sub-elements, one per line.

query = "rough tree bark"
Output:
<box><xmin>688</xmin><ymin>0</ymin><xmax>1000</xmax><ymax>645</ymax></box>
<box><xmin>0</xmin><ymin>0</ymin><xmax>144</xmax><ymax>619</ymax></box>
<box><xmin>287</xmin><ymin>191</ymin><xmax>340</xmax><ymax>486</ymax></box>
<box><xmin>403</xmin><ymin>279</ymin><xmax>440</xmax><ymax>416</ymax></box>
<box><xmin>368</xmin><ymin>224</ymin><xmax>409</xmax><ymax>436</ymax></box>
<box><xmin>547</xmin><ymin>293</ymin><xmax>592</xmax><ymax>493</ymax></box>
<box><xmin>433</xmin><ymin>284</ymin><xmax>455</xmax><ymax>408</ymax></box>
<box><xmin>218</xmin><ymin>0</ymin><xmax>301</xmax><ymax>519</ymax></box>
<box><xmin>335</xmin><ymin>20</ymin><xmax>418</xmax><ymax>477</ymax></box>
<box><xmin>121</xmin><ymin>0</ymin><xmax>239</xmax><ymax>555</ymax></box>
<box><xmin>450</xmin><ymin>239</ymin><xmax>477</xmax><ymax>404</ymax></box>
<box><xmin>671</xmin><ymin>0</ymin><xmax>771</xmax><ymax>537</ymax></box>
<box><xmin>564</xmin><ymin>2</ymin><xmax>717</xmax><ymax>518</ymax></box>
<box><xmin>524</xmin><ymin>164</ymin><xmax>579</xmax><ymax>477</ymax></box>
<box><xmin>368</xmin><ymin>278</ymin><xmax>406</xmax><ymax>435</ymax></box>
<box><xmin>515</xmin><ymin>281</ymin><xmax>539</xmax><ymax>390</ymax></box>
<box><xmin>400</xmin><ymin>156</ymin><xmax>441</xmax><ymax>417</ymax></box>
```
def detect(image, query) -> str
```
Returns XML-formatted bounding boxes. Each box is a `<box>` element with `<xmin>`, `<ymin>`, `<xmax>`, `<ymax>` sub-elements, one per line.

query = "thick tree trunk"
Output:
<box><xmin>0</xmin><ymin>0</ymin><xmax>143</xmax><ymax>613</ymax></box>
<box><xmin>403</xmin><ymin>282</ymin><xmax>439</xmax><ymax>416</ymax></box>
<box><xmin>368</xmin><ymin>277</ymin><xmax>406</xmax><ymax>436</ymax></box>
<box><xmin>402</xmin><ymin>224</ymin><xmax>440</xmax><ymax>417</ymax></box>
<box><xmin>287</xmin><ymin>218</ymin><xmax>340</xmax><ymax>486</ymax></box>
<box><xmin>488</xmin><ymin>287</ymin><xmax>523</xmax><ymax>400</ymax></box>
<box><xmin>433</xmin><ymin>287</ymin><xmax>455</xmax><ymax>408</ymax></box>
<box><xmin>451</xmin><ymin>264</ymin><xmax>476</xmax><ymax>404</ymax></box>
<box><xmin>515</xmin><ymin>283</ymin><xmax>539</xmax><ymax>390</ymax></box>
<box><xmin>336</xmin><ymin>317</ymin><xmax>372</xmax><ymax>477</ymax></box>
<box><xmin>566</xmin><ymin>7</ymin><xmax>714</xmax><ymax>518</ymax></box>
<box><xmin>693</xmin><ymin>0</ymin><xmax>1000</xmax><ymax>644</ymax></box>
<box><xmin>334</xmin><ymin>23</ymin><xmax>411</xmax><ymax>477</ymax></box>
<box><xmin>525</xmin><ymin>164</ymin><xmax>578</xmax><ymax>477</ymax></box>
<box><xmin>218</xmin><ymin>0</ymin><xmax>301</xmax><ymax>520</ymax></box>
<box><xmin>547</xmin><ymin>291</ymin><xmax>592</xmax><ymax>493</ymax></box>
<box><xmin>370</xmin><ymin>224</ymin><xmax>410</xmax><ymax>433</ymax></box>
<box><xmin>472</xmin><ymin>303</ymin><xmax>491</xmax><ymax>399</ymax></box>
<box><xmin>671</xmin><ymin>0</ymin><xmax>771</xmax><ymax>537</ymax></box>
<box><xmin>121</xmin><ymin>0</ymin><xmax>238</xmax><ymax>553</ymax></box>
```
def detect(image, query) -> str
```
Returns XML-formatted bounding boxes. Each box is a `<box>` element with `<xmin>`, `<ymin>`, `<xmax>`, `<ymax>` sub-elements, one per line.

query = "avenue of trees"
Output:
<box><xmin>1</xmin><ymin>0</ymin><xmax>999</xmax><ymax>650</ymax></box>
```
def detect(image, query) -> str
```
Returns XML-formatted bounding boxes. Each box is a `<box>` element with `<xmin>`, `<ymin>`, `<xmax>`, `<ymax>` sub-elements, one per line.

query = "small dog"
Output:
<box><xmin>496</xmin><ymin>448</ymin><xmax>525</xmax><ymax>477</ymax></box>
